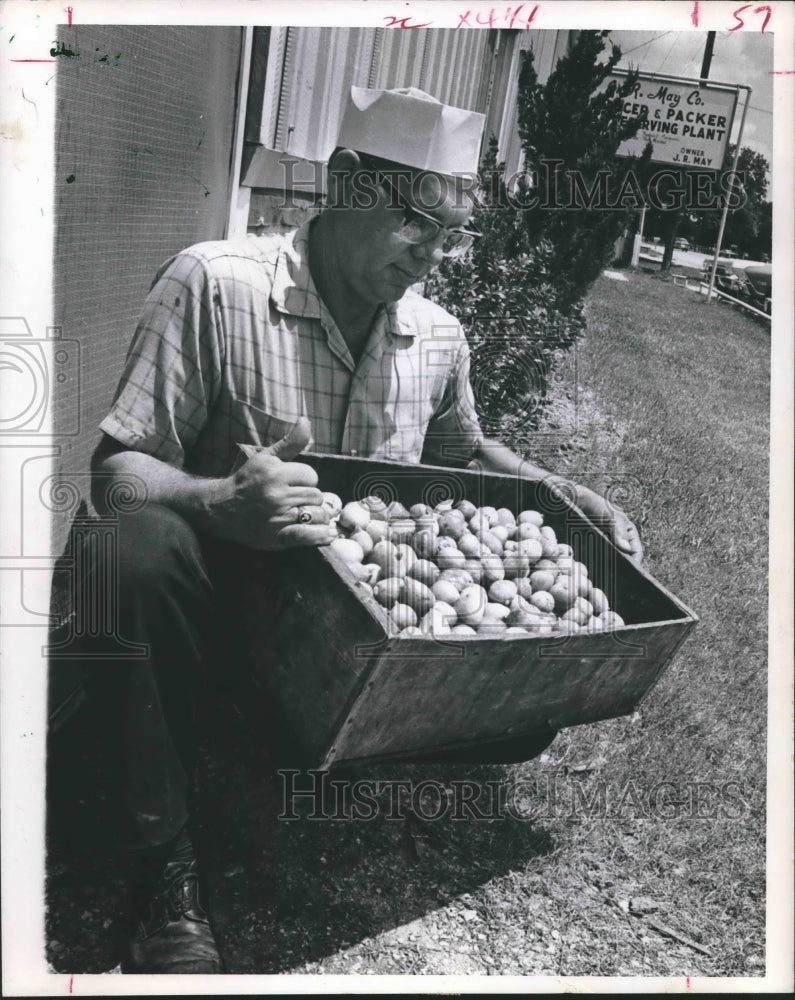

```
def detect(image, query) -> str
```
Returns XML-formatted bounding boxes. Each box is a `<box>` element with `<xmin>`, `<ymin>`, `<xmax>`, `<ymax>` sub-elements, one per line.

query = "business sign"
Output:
<box><xmin>607</xmin><ymin>70</ymin><xmax>739</xmax><ymax>170</ymax></box>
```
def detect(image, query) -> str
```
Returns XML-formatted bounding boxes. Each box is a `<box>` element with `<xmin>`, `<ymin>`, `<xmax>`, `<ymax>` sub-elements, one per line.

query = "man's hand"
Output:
<box><xmin>208</xmin><ymin>418</ymin><xmax>333</xmax><ymax>550</ymax></box>
<box><xmin>572</xmin><ymin>484</ymin><xmax>644</xmax><ymax>564</ymax></box>
<box><xmin>468</xmin><ymin>439</ymin><xmax>644</xmax><ymax>564</ymax></box>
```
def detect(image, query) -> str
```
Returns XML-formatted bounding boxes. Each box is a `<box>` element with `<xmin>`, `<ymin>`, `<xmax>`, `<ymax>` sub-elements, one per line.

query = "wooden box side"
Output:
<box><xmin>329</xmin><ymin>620</ymin><xmax>694</xmax><ymax>765</ymax></box>
<box><xmin>254</xmin><ymin>454</ymin><xmax>697</xmax><ymax>766</ymax></box>
<box><xmin>244</xmin><ymin>545</ymin><xmax>385</xmax><ymax>762</ymax></box>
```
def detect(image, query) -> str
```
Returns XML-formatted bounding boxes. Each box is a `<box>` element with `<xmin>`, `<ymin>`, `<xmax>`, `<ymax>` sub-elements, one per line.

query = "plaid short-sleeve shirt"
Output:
<box><xmin>100</xmin><ymin>219</ymin><xmax>484</xmax><ymax>478</ymax></box>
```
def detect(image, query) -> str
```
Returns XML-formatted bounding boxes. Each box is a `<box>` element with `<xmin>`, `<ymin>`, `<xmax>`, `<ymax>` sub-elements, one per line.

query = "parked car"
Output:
<box><xmin>701</xmin><ymin>259</ymin><xmax>743</xmax><ymax>295</ymax></box>
<box><xmin>740</xmin><ymin>264</ymin><xmax>772</xmax><ymax>311</ymax></box>
<box><xmin>674</xmin><ymin>237</ymin><xmax>690</xmax><ymax>250</ymax></box>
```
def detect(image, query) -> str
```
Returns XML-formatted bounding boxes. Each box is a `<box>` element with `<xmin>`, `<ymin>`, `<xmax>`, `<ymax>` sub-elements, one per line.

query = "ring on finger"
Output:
<box><xmin>297</xmin><ymin>506</ymin><xmax>313</xmax><ymax>524</ymax></box>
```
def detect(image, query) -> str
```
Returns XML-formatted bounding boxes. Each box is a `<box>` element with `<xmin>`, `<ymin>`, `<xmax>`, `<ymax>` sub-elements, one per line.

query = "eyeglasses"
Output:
<box><xmin>358</xmin><ymin>155</ymin><xmax>480</xmax><ymax>259</ymax></box>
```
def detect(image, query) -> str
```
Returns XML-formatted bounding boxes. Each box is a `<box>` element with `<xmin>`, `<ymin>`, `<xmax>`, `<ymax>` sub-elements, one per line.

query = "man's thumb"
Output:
<box><xmin>265</xmin><ymin>416</ymin><xmax>312</xmax><ymax>461</ymax></box>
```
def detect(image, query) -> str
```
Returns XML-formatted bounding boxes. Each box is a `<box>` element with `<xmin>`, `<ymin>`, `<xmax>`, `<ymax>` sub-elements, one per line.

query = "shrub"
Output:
<box><xmin>426</xmin><ymin>31</ymin><xmax>650</xmax><ymax>445</ymax></box>
<box><xmin>426</xmin><ymin>140</ymin><xmax>585</xmax><ymax>445</ymax></box>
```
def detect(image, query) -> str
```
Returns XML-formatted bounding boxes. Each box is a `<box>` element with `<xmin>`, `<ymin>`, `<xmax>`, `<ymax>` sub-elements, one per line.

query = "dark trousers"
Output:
<box><xmin>71</xmin><ymin>502</ymin><xmax>253</xmax><ymax>849</ymax></box>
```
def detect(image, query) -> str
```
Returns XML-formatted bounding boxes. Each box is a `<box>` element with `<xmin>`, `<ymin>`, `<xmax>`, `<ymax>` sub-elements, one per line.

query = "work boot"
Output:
<box><xmin>122</xmin><ymin>838</ymin><xmax>222</xmax><ymax>973</ymax></box>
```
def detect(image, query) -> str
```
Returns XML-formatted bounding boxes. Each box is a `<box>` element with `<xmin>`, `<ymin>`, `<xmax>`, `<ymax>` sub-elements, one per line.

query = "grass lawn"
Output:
<box><xmin>46</xmin><ymin>270</ymin><xmax>771</xmax><ymax>980</ymax></box>
<box><xmin>517</xmin><ymin>269</ymin><xmax>770</xmax><ymax>976</ymax></box>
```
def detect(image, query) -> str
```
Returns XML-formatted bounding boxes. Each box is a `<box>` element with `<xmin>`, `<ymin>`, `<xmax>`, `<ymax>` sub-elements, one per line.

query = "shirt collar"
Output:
<box><xmin>269</xmin><ymin>217</ymin><xmax>323</xmax><ymax>319</ymax></box>
<box><xmin>270</xmin><ymin>217</ymin><xmax>419</xmax><ymax>339</ymax></box>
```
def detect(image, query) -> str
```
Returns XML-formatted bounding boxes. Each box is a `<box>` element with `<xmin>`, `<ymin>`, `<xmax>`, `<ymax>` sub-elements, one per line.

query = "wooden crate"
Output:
<box><xmin>243</xmin><ymin>454</ymin><xmax>698</xmax><ymax>769</ymax></box>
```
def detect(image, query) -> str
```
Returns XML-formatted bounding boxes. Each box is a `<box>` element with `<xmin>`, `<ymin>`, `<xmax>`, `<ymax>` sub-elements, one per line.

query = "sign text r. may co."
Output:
<box><xmin>606</xmin><ymin>72</ymin><xmax>739</xmax><ymax>170</ymax></box>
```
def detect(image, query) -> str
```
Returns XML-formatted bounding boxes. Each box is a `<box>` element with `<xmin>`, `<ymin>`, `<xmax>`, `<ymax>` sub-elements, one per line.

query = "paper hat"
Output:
<box><xmin>336</xmin><ymin>86</ymin><xmax>485</xmax><ymax>175</ymax></box>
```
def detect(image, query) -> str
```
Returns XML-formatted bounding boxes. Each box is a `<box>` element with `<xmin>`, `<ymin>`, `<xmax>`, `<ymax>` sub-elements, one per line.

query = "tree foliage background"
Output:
<box><xmin>643</xmin><ymin>144</ymin><xmax>771</xmax><ymax>259</ymax></box>
<box><xmin>695</xmin><ymin>145</ymin><xmax>770</xmax><ymax>257</ymax></box>
<box><xmin>426</xmin><ymin>30</ymin><xmax>651</xmax><ymax>447</ymax></box>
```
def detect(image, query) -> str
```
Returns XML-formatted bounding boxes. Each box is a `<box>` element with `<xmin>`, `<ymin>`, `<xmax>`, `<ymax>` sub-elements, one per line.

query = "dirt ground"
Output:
<box><xmin>46</xmin><ymin>696</ymin><xmax>726</xmax><ymax>979</ymax></box>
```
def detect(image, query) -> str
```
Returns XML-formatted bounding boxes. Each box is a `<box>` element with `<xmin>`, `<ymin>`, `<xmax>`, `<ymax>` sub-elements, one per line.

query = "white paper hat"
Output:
<box><xmin>336</xmin><ymin>86</ymin><xmax>485</xmax><ymax>175</ymax></box>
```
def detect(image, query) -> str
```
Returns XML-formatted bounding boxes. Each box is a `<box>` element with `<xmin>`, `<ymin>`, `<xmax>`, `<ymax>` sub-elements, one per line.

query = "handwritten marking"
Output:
<box><xmin>769</xmin><ymin>69</ymin><xmax>795</xmax><ymax>74</ymax></box>
<box><xmin>686</xmin><ymin>976</ymin><xmax>691</xmax><ymax>989</ymax></box>
<box><xmin>691</xmin><ymin>1</ymin><xmax>699</xmax><ymax>27</ymax></box>
<box><xmin>457</xmin><ymin>4</ymin><xmax>539</xmax><ymax>29</ymax></box>
<box><xmin>68</xmin><ymin>974</ymin><xmax>74</xmax><ymax>994</ymax></box>
<box><xmin>383</xmin><ymin>15</ymin><xmax>432</xmax><ymax>28</ymax></box>
<box><xmin>757</xmin><ymin>3</ymin><xmax>772</xmax><ymax>31</ymax></box>
<box><xmin>508</xmin><ymin>4</ymin><xmax>530</xmax><ymax>29</ymax></box>
<box><xmin>728</xmin><ymin>4</ymin><xmax>772</xmax><ymax>32</ymax></box>
<box><xmin>64</xmin><ymin>7</ymin><xmax>74</xmax><ymax>26</ymax></box>
<box><xmin>10</xmin><ymin>58</ymin><xmax>57</xmax><ymax>63</ymax></box>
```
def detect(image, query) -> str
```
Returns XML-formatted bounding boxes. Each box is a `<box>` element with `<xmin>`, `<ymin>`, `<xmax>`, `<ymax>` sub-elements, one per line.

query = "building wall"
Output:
<box><xmin>264</xmin><ymin>27</ymin><xmax>494</xmax><ymax>163</ymax></box>
<box><xmin>241</xmin><ymin>27</ymin><xmax>571</xmax><ymax>232</ymax></box>
<box><xmin>52</xmin><ymin>25</ymin><xmax>243</xmax><ymax>553</ymax></box>
<box><xmin>489</xmin><ymin>29</ymin><xmax>573</xmax><ymax>178</ymax></box>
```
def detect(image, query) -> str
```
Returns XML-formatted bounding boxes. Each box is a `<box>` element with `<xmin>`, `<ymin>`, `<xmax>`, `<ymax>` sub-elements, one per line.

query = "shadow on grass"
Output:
<box><xmin>46</xmin><ymin>695</ymin><xmax>557</xmax><ymax>975</ymax></box>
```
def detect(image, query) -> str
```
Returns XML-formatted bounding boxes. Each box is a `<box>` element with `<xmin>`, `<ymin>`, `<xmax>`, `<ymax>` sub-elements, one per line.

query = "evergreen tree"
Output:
<box><xmin>515</xmin><ymin>30</ymin><xmax>653</xmax><ymax>311</ymax></box>
<box><xmin>426</xmin><ymin>31</ymin><xmax>649</xmax><ymax>442</ymax></box>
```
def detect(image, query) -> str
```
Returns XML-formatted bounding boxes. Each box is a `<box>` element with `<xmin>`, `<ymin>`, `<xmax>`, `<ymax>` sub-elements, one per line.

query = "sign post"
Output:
<box><xmin>631</xmin><ymin>204</ymin><xmax>646</xmax><ymax>268</ymax></box>
<box><xmin>705</xmin><ymin>87</ymin><xmax>751</xmax><ymax>303</ymax></box>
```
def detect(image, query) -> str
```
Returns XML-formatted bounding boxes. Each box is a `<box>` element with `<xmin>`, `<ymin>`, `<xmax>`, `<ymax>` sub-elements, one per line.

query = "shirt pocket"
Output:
<box><xmin>373</xmin><ymin>395</ymin><xmax>434</xmax><ymax>463</ymax></box>
<box><xmin>230</xmin><ymin>402</ymin><xmax>313</xmax><ymax>458</ymax></box>
<box><xmin>370</xmin><ymin>352</ymin><xmax>445</xmax><ymax>462</ymax></box>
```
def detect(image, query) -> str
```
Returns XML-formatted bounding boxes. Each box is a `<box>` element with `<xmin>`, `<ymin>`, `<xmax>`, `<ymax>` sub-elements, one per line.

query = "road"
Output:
<box><xmin>640</xmin><ymin>244</ymin><xmax>769</xmax><ymax>271</ymax></box>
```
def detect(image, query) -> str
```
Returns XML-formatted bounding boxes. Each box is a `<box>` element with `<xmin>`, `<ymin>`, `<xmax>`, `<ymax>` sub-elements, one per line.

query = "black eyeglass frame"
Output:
<box><xmin>355</xmin><ymin>153</ymin><xmax>481</xmax><ymax>257</ymax></box>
